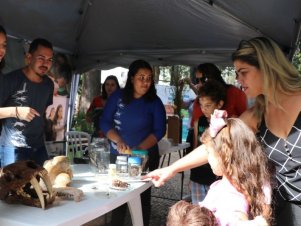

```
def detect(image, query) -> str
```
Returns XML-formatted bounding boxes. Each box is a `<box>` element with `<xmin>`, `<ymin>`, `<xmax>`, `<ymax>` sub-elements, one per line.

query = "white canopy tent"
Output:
<box><xmin>0</xmin><ymin>0</ymin><xmax>300</xmax><ymax>130</ymax></box>
<box><xmin>1</xmin><ymin>0</ymin><xmax>300</xmax><ymax>72</ymax></box>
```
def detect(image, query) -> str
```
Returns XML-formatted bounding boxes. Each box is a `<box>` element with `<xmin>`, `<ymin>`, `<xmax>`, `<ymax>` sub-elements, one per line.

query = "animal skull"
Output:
<box><xmin>0</xmin><ymin>160</ymin><xmax>55</xmax><ymax>209</ymax></box>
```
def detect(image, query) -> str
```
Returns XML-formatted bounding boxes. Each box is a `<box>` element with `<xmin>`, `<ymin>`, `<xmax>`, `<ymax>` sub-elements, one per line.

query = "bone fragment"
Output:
<box><xmin>30</xmin><ymin>177</ymin><xmax>45</xmax><ymax>209</ymax></box>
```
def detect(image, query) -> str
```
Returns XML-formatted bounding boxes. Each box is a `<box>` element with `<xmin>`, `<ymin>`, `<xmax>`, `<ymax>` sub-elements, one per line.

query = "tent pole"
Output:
<box><xmin>66</xmin><ymin>73</ymin><xmax>80</xmax><ymax>132</ymax></box>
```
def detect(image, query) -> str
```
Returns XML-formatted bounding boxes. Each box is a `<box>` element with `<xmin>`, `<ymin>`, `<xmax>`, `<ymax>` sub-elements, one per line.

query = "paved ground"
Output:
<box><xmin>84</xmin><ymin>151</ymin><xmax>191</xmax><ymax>226</ymax></box>
<box><xmin>149</xmin><ymin>169</ymin><xmax>190</xmax><ymax>226</ymax></box>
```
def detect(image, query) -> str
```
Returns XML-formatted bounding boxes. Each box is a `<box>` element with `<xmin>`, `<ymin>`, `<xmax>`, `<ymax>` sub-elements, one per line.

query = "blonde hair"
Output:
<box><xmin>201</xmin><ymin>118</ymin><xmax>272</xmax><ymax>222</ymax></box>
<box><xmin>232</xmin><ymin>37</ymin><xmax>301</xmax><ymax>125</ymax></box>
<box><xmin>167</xmin><ymin>200</ymin><xmax>219</xmax><ymax>226</ymax></box>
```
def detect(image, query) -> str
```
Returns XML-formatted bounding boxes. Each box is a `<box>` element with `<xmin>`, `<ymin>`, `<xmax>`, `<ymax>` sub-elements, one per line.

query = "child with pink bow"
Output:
<box><xmin>146</xmin><ymin>110</ymin><xmax>272</xmax><ymax>225</ymax></box>
<box><xmin>199</xmin><ymin>110</ymin><xmax>271</xmax><ymax>225</ymax></box>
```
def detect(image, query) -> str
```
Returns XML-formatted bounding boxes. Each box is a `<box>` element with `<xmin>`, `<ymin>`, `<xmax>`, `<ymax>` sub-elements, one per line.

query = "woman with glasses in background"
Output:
<box><xmin>100</xmin><ymin>59</ymin><xmax>166</xmax><ymax>226</ymax></box>
<box><xmin>183</xmin><ymin>64</ymin><xmax>247</xmax><ymax>159</ymax></box>
<box><xmin>191</xmin><ymin>63</ymin><xmax>247</xmax><ymax>129</ymax></box>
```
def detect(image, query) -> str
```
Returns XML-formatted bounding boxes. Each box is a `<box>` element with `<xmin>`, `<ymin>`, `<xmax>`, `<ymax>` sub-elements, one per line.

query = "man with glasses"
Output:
<box><xmin>0</xmin><ymin>38</ymin><xmax>54</xmax><ymax>167</ymax></box>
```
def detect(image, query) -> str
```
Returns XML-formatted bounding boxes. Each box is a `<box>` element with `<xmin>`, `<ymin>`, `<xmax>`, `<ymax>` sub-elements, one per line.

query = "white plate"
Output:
<box><xmin>109</xmin><ymin>185</ymin><xmax>131</xmax><ymax>191</ymax></box>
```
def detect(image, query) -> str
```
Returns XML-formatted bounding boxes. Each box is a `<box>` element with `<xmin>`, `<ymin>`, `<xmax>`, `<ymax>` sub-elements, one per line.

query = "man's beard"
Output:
<box><xmin>36</xmin><ymin>66</ymin><xmax>48</xmax><ymax>77</ymax></box>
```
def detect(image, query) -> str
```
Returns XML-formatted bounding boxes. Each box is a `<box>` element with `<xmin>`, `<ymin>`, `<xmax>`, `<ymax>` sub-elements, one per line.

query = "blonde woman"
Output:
<box><xmin>233</xmin><ymin>37</ymin><xmax>301</xmax><ymax>226</ymax></box>
<box><xmin>145</xmin><ymin>37</ymin><xmax>301</xmax><ymax>225</ymax></box>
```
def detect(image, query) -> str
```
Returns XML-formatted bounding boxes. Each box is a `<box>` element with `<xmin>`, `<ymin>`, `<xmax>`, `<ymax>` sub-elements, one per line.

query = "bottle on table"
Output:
<box><xmin>131</xmin><ymin>150</ymin><xmax>149</xmax><ymax>173</ymax></box>
<box><xmin>128</xmin><ymin>156</ymin><xmax>142</xmax><ymax>178</ymax></box>
<box><xmin>116</xmin><ymin>155</ymin><xmax>128</xmax><ymax>177</ymax></box>
<box><xmin>108</xmin><ymin>163</ymin><xmax>117</xmax><ymax>178</ymax></box>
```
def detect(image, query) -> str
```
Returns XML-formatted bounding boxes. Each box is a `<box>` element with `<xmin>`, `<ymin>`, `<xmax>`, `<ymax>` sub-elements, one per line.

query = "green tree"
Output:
<box><xmin>159</xmin><ymin>65</ymin><xmax>191</xmax><ymax>116</ymax></box>
<box><xmin>292</xmin><ymin>41</ymin><xmax>301</xmax><ymax>74</ymax></box>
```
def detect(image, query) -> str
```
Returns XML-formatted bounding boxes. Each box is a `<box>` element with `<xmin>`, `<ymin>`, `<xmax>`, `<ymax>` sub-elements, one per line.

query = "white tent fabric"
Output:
<box><xmin>0</xmin><ymin>0</ymin><xmax>300</xmax><ymax>72</ymax></box>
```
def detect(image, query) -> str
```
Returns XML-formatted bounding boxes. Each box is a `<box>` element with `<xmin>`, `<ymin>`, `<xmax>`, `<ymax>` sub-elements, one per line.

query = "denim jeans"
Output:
<box><xmin>0</xmin><ymin>145</ymin><xmax>49</xmax><ymax>167</ymax></box>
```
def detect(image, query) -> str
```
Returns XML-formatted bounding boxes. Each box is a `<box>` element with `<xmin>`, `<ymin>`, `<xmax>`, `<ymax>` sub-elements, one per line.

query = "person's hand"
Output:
<box><xmin>195</xmin><ymin>82</ymin><xmax>202</xmax><ymax>90</ymax></box>
<box><xmin>16</xmin><ymin>107</ymin><xmax>40</xmax><ymax>122</ymax></box>
<box><xmin>142</xmin><ymin>166</ymin><xmax>177</xmax><ymax>187</ymax></box>
<box><xmin>116</xmin><ymin>140</ymin><xmax>130</xmax><ymax>154</ymax></box>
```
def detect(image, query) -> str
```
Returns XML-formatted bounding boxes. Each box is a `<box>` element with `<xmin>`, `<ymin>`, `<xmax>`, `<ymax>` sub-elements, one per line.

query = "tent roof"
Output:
<box><xmin>1</xmin><ymin>0</ymin><xmax>300</xmax><ymax>72</ymax></box>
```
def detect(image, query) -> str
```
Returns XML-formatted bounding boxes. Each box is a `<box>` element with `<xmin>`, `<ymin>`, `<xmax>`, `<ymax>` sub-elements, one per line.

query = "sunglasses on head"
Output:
<box><xmin>195</xmin><ymin>77</ymin><xmax>207</xmax><ymax>84</ymax></box>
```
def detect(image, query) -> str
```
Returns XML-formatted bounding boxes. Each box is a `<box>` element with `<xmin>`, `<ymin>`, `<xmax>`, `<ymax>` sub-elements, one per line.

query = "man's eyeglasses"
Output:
<box><xmin>195</xmin><ymin>77</ymin><xmax>207</xmax><ymax>84</ymax></box>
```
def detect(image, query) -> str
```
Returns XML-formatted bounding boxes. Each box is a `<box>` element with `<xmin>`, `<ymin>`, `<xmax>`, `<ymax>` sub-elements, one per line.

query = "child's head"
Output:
<box><xmin>197</xmin><ymin>80</ymin><xmax>226</xmax><ymax>118</ymax></box>
<box><xmin>201</xmin><ymin>110</ymin><xmax>271</xmax><ymax>222</ymax></box>
<box><xmin>167</xmin><ymin>200</ymin><xmax>218</xmax><ymax>226</ymax></box>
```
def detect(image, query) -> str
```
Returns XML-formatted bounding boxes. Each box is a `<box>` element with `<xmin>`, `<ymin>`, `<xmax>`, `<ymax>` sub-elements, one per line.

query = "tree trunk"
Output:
<box><xmin>79</xmin><ymin>69</ymin><xmax>101</xmax><ymax>112</ymax></box>
<box><xmin>153</xmin><ymin>66</ymin><xmax>160</xmax><ymax>83</ymax></box>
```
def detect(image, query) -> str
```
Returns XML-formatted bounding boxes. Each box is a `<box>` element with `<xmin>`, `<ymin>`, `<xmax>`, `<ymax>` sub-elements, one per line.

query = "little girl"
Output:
<box><xmin>200</xmin><ymin>110</ymin><xmax>272</xmax><ymax>225</ymax></box>
<box><xmin>167</xmin><ymin>200</ymin><xmax>219</xmax><ymax>226</ymax></box>
<box><xmin>190</xmin><ymin>80</ymin><xmax>226</xmax><ymax>204</ymax></box>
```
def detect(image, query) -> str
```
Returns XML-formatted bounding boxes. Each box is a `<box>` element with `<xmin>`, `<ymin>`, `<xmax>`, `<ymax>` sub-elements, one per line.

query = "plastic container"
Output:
<box><xmin>132</xmin><ymin>150</ymin><xmax>148</xmax><ymax>172</ymax></box>
<box><xmin>116</xmin><ymin>155</ymin><xmax>128</xmax><ymax>177</ymax></box>
<box><xmin>128</xmin><ymin>156</ymin><xmax>142</xmax><ymax>177</ymax></box>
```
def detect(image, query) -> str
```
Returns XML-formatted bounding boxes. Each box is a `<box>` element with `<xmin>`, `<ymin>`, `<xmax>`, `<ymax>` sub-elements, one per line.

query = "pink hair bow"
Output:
<box><xmin>209</xmin><ymin>110</ymin><xmax>228</xmax><ymax>138</ymax></box>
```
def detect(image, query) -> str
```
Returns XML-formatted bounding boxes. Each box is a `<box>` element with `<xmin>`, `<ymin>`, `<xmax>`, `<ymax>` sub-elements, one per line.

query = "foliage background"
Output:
<box><xmin>74</xmin><ymin>42</ymin><xmax>301</xmax><ymax>133</ymax></box>
<box><xmin>293</xmin><ymin>42</ymin><xmax>301</xmax><ymax>74</ymax></box>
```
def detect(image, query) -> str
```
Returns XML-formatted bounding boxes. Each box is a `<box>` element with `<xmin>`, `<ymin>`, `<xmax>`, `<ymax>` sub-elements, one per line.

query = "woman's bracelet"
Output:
<box><xmin>15</xmin><ymin>107</ymin><xmax>20</xmax><ymax>120</ymax></box>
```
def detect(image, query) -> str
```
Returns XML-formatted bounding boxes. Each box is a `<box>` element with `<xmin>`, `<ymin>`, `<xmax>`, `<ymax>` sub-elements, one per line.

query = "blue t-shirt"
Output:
<box><xmin>0</xmin><ymin>69</ymin><xmax>54</xmax><ymax>148</ymax></box>
<box><xmin>100</xmin><ymin>89</ymin><xmax>166</xmax><ymax>155</ymax></box>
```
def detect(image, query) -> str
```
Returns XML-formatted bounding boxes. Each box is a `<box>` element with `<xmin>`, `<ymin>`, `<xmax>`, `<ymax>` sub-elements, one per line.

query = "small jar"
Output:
<box><xmin>132</xmin><ymin>150</ymin><xmax>149</xmax><ymax>172</ymax></box>
<box><xmin>128</xmin><ymin>156</ymin><xmax>142</xmax><ymax>178</ymax></box>
<box><xmin>108</xmin><ymin>164</ymin><xmax>116</xmax><ymax>178</ymax></box>
<box><xmin>116</xmin><ymin>155</ymin><xmax>128</xmax><ymax>177</ymax></box>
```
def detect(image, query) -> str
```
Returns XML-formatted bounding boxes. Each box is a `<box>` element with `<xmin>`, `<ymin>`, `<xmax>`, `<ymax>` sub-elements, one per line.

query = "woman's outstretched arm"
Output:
<box><xmin>143</xmin><ymin>144</ymin><xmax>208</xmax><ymax>187</ymax></box>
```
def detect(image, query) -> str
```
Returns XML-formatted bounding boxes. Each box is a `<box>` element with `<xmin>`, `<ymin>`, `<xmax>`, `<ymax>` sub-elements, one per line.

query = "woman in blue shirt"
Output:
<box><xmin>100</xmin><ymin>59</ymin><xmax>166</xmax><ymax>226</ymax></box>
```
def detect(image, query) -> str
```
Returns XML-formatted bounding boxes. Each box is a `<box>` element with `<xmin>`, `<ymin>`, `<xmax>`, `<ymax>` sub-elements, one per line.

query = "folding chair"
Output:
<box><xmin>65</xmin><ymin>131</ymin><xmax>91</xmax><ymax>164</ymax></box>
